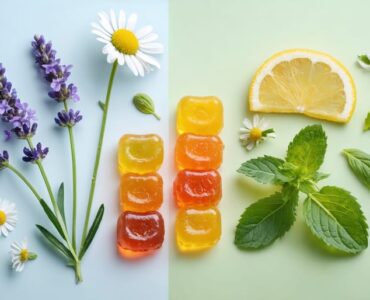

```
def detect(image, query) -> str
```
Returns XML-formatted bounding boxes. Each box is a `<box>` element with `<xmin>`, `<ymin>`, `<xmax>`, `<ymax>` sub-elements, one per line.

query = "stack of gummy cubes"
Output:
<box><xmin>116</xmin><ymin>134</ymin><xmax>165</xmax><ymax>258</ymax></box>
<box><xmin>174</xmin><ymin>96</ymin><xmax>224</xmax><ymax>252</ymax></box>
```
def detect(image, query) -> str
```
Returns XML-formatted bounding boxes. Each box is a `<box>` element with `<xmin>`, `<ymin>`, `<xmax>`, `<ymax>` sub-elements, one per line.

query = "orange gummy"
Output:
<box><xmin>175</xmin><ymin>133</ymin><xmax>223</xmax><ymax>170</ymax></box>
<box><xmin>177</xmin><ymin>96</ymin><xmax>224</xmax><ymax>135</ymax></box>
<box><xmin>117</xmin><ymin>211</ymin><xmax>165</xmax><ymax>258</ymax></box>
<box><xmin>176</xmin><ymin>207</ymin><xmax>221</xmax><ymax>252</ymax></box>
<box><xmin>173</xmin><ymin>169</ymin><xmax>222</xmax><ymax>208</ymax></box>
<box><xmin>117</xmin><ymin>134</ymin><xmax>164</xmax><ymax>175</ymax></box>
<box><xmin>120</xmin><ymin>173</ymin><xmax>163</xmax><ymax>212</ymax></box>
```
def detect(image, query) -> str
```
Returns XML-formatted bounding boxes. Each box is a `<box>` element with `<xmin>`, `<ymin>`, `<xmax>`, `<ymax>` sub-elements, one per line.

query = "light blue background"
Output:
<box><xmin>0</xmin><ymin>1</ymin><xmax>169</xmax><ymax>299</ymax></box>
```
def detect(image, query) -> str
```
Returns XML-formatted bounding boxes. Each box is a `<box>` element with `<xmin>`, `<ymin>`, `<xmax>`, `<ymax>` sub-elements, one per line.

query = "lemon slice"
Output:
<box><xmin>249</xmin><ymin>49</ymin><xmax>356</xmax><ymax>123</ymax></box>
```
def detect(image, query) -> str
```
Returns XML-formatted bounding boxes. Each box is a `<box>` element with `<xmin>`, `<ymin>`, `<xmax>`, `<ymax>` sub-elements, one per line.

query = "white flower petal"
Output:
<box><xmin>16</xmin><ymin>263</ymin><xmax>24</xmax><ymax>272</ymax></box>
<box><xmin>102</xmin><ymin>43</ymin><xmax>114</xmax><ymax>54</ymax></box>
<box><xmin>107</xmin><ymin>51</ymin><xmax>118</xmax><ymax>64</ymax></box>
<box><xmin>242</xmin><ymin>118</ymin><xmax>252</xmax><ymax>129</ymax></box>
<box><xmin>140</xmin><ymin>33</ymin><xmax>159</xmax><ymax>44</ymax></box>
<box><xmin>126</xmin><ymin>13</ymin><xmax>138</xmax><ymax>31</ymax></box>
<box><xmin>92</xmin><ymin>29</ymin><xmax>111</xmax><ymax>41</ymax></box>
<box><xmin>98</xmin><ymin>12</ymin><xmax>114</xmax><ymax>34</ymax></box>
<box><xmin>125</xmin><ymin>55</ymin><xmax>139</xmax><ymax>76</ymax></box>
<box><xmin>118</xmin><ymin>10</ymin><xmax>126</xmax><ymax>28</ymax></box>
<box><xmin>239</xmin><ymin>133</ymin><xmax>250</xmax><ymax>140</ymax></box>
<box><xmin>253</xmin><ymin>115</ymin><xmax>260</xmax><ymax>127</ymax></box>
<box><xmin>246</xmin><ymin>141</ymin><xmax>256</xmax><ymax>151</ymax></box>
<box><xmin>136</xmin><ymin>51</ymin><xmax>160</xmax><ymax>69</ymax></box>
<box><xmin>136</xmin><ymin>25</ymin><xmax>153</xmax><ymax>39</ymax></box>
<box><xmin>91</xmin><ymin>22</ymin><xmax>111</xmax><ymax>36</ymax></box>
<box><xmin>117</xmin><ymin>53</ymin><xmax>125</xmax><ymax>65</ymax></box>
<box><xmin>96</xmin><ymin>37</ymin><xmax>110</xmax><ymax>44</ymax></box>
<box><xmin>140</xmin><ymin>42</ymin><xmax>164</xmax><ymax>54</ymax></box>
<box><xmin>131</xmin><ymin>56</ymin><xmax>145</xmax><ymax>76</ymax></box>
<box><xmin>110</xmin><ymin>9</ymin><xmax>118</xmax><ymax>31</ymax></box>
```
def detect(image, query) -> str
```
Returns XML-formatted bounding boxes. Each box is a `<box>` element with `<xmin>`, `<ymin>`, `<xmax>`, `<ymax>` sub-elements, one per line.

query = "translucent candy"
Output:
<box><xmin>177</xmin><ymin>96</ymin><xmax>223</xmax><ymax>135</ymax></box>
<box><xmin>173</xmin><ymin>169</ymin><xmax>222</xmax><ymax>208</ymax></box>
<box><xmin>118</xmin><ymin>134</ymin><xmax>163</xmax><ymax>175</ymax></box>
<box><xmin>175</xmin><ymin>133</ymin><xmax>223</xmax><ymax>170</ymax></box>
<box><xmin>120</xmin><ymin>173</ymin><xmax>163</xmax><ymax>212</ymax></box>
<box><xmin>176</xmin><ymin>207</ymin><xmax>221</xmax><ymax>252</ymax></box>
<box><xmin>117</xmin><ymin>211</ymin><xmax>165</xmax><ymax>258</ymax></box>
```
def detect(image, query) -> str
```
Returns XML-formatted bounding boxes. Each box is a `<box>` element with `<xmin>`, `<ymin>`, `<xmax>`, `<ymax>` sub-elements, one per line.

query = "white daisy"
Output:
<box><xmin>239</xmin><ymin>115</ymin><xmax>276</xmax><ymax>151</ymax></box>
<box><xmin>0</xmin><ymin>199</ymin><xmax>17</xmax><ymax>237</ymax></box>
<box><xmin>92</xmin><ymin>9</ymin><xmax>163</xmax><ymax>76</ymax></box>
<box><xmin>10</xmin><ymin>240</ymin><xmax>37</xmax><ymax>272</ymax></box>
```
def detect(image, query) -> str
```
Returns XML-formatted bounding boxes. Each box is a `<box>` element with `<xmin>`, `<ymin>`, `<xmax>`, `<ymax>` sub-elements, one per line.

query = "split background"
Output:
<box><xmin>1</xmin><ymin>0</ymin><xmax>370</xmax><ymax>299</ymax></box>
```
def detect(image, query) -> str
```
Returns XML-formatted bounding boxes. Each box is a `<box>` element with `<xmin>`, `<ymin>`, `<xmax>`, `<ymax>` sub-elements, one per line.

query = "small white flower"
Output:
<box><xmin>0</xmin><ymin>199</ymin><xmax>17</xmax><ymax>237</ymax></box>
<box><xmin>357</xmin><ymin>54</ymin><xmax>370</xmax><ymax>70</ymax></box>
<box><xmin>92</xmin><ymin>9</ymin><xmax>163</xmax><ymax>76</ymax></box>
<box><xmin>239</xmin><ymin>115</ymin><xmax>276</xmax><ymax>151</ymax></box>
<box><xmin>10</xmin><ymin>239</ymin><xmax>37</xmax><ymax>272</ymax></box>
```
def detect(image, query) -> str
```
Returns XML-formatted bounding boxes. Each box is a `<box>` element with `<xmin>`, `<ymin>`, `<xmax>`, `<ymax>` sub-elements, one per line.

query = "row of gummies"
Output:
<box><xmin>115</xmin><ymin>95</ymin><xmax>224</xmax><ymax>257</ymax></box>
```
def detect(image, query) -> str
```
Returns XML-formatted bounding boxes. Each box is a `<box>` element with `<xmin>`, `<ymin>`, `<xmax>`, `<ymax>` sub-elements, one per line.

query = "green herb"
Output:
<box><xmin>235</xmin><ymin>125</ymin><xmax>368</xmax><ymax>254</ymax></box>
<box><xmin>364</xmin><ymin>112</ymin><xmax>370</xmax><ymax>131</ymax></box>
<box><xmin>133</xmin><ymin>93</ymin><xmax>161</xmax><ymax>120</ymax></box>
<box><xmin>343</xmin><ymin>148</ymin><xmax>370</xmax><ymax>190</ymax></box>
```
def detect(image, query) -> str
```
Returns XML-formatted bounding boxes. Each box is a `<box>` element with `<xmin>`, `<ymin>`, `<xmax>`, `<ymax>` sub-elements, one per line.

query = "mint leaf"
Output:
<box><xmin>235</xmin><ymin>185</ymin><xmax>298</xmax><ymax>249</ymax></box>
<box><xmin>364</xmin><ymin>112</ymin><xmax>370</xmax><ymax>131</ymax></box>
<box><xmin>286</xmin><ymin>125</ymin><xmax>327</xmax><ymax>178</ymax></box>
<box><xmin>303</xmin><ymin>186</ymin><xmax>368</xmax><ymax>254</ymax></box>
<box><xmin>237</xmin><ymin>156</ymin><xmax>290</xmax><ymax>185</ymax></box>
<box><xmin>343</xmin><ymin>149</ymin><xmax>370</xmax><ymax>190</ymax></box>
<box><xmin>312</xmin><ymin>171</ymin><xmax>330</xmax><ymax>182</ymax></box>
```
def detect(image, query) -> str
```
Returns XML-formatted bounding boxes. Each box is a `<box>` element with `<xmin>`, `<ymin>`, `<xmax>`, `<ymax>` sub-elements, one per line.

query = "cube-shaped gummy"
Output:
<box><xmin>175</xmin><ymin>133</ymin><xmax>223</xmax><ymax>170</ymax></box>
<box><xmin>118</xmin><ymin>134</ymin><xmax>163</xmax><ymax>175</ymax></box>
<box><xmin>117</xmin><ymin>211</ymin><xmax>165</xmax><ymax>258</ymax></box>
<box><xmin>120</xmin><ymin>173</ymin><xmax>163</xmax><ymax>212</ymax></box>
<box><xmin>173</xmin><ymin>170</ymin><xmax>222</xmax><ymax>208</ymax></box>
<box><xmin>176</xmin><ymin>207</ymin><xmax>221</xmax><ymax>252</ymax></box>
<box><xmin>176</xmin><ymin>96</ymin><xmax>223</xmax><ymax>135</ymax></box>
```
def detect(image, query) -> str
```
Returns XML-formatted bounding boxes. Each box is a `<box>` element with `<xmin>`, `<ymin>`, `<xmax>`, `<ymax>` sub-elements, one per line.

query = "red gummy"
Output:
<box><xmin>117</xmin><ymin>211</ymin><xmax>165</xmax><ymax>258</ymax></box>
<box><xmin>173</xmin><ymin>169</ymin><xmax>222</xmax><ymax>208</ymax></box>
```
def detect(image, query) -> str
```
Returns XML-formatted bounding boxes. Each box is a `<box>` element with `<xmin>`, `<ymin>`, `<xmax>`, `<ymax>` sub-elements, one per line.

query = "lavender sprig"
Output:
<box><xmin>22</xmin><ymin>143</ymin><xmax>49</xmax><ymax>163</ymax></box>
<box><xmin>32</xmin><ymin>35</ymin><xmax>80</xmax><ymax>103</ymax></box>
<box><xmin>55</xmin><ymin>109</ymin><xmax>82</xmax><ymax>127</ymax></box>
<box><xmin>0</xmin><ymin>64</ymin><xmax>38</xmax><ymax>140</ymax></box>
<box><xmin>0</xmin><ymin>150</ymin><xmax>9</xmax><ymax>169</ymax></box>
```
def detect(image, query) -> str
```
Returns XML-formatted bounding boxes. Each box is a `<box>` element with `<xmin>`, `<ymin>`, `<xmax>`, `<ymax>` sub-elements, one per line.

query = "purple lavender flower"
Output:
<box><xmin>0</xmin><ymin>63</ymin><xmax>38</xmax><ymax>140</ymax></box>
<box><xmin>22</xmin><ymin>143</ymin><xmax>48</xmax><ymax>163</ymax></box>
<box><xmin>55</xmin><ymin>109</ymin><xmax>82</xmax><ymax>127</ymax></box>
<box><xmin>32</xmin><ymin>35</ymin><xmax>79</xmax><ymax>103</ymax></box>
<box><xmin>0</xmin><ymin>150</ymin><xmax>9</xmax><ymax>169</ymax></box>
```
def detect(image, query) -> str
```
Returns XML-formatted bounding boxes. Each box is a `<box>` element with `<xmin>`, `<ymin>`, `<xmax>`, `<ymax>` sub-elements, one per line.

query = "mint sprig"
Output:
<box><xmin>235</xmin><ymin>125</ymin><xmax>368</xmax><ymax>254</ymax></box>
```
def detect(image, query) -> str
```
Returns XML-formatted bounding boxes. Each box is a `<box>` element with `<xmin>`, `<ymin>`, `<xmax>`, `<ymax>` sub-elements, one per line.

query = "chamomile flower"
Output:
<box><xmin>0</xmin><ymin>199</ymin><xmax>17</xmax><ymax>237</ymax></box>
<box><xmin>239</xmin><ymin>115</ymin><xmax>276</xmax><ymax>151</ymax></box>
<box><xmin>92</xmin><ymin>10</ymin><xmax>163</xmax><ymax>76</ymax></box>
<box><xmin>10</xmin><ymin>240</ymin><xmax>37</xmax><ymax>272</ymax></box>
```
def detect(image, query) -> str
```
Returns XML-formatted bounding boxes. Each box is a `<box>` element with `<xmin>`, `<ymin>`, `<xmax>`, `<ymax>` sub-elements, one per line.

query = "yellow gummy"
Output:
<box><xmin>117</xmin><ymin>134</ymin><xmax>164</xmax><ymax>175</ymax></box>
<box><xmin>176</xmin><ymin>96</ymin><xmax>224</xmax><ymax>135</ymax></box>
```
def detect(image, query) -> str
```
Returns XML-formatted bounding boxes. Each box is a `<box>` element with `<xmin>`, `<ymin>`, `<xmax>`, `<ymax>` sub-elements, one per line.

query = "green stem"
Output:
<box><xmin>6</xmin><ymin>163</ymin><xmax>42</xmax><ymax>202</ymax></box>
<box><xmin>64</xmin><ymin>101</ymin><xmax>78</xmax><ymax>250</ymax></box>
<box><xmin>152</xmin><ymin>112</ymin><xmax>161</xmax><ymax>120</ymax></box>
<box><xmin>26</xmin><ymin>137</ymin><xmax>79</xmax><ymax>262</ymax></box>
<box><xmin>80</xmin><ymin>60</ymin><xmax>118</xmax><ymax>249</ymax></box>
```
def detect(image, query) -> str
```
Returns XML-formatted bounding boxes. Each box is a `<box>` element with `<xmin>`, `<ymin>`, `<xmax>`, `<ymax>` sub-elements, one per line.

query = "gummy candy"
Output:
<box><xmin>120</xmin><ymin>173</ymin><xmax>163</xmax><ymax>212</ymax></box>
<box><xmin>176</xmin><ymin>207</ymin><xmax>221</xmax><ymax>252</ymax></box>
<box><xmin>118</xmin><ymin>134</ymin><xmax>163</xmax><ymax>175</ymax></box>
<box><xmin>173</xmin><ymin>169</ymin><xmax>222</xmax><ymax>208</ymax></box>
<box><xmin>177</xmin><ymin>96</ymin><xmax>223</xmax><ymax>135</ymax></box>
<box><xmin>175</xmin><ymin>133</ymin><xmax>223</xmax><ymax>170</ymax></box>
<box><xmin>117</xmin><ymin>211</ymin><xmax>165</xmax><ymax>258</ymax></box>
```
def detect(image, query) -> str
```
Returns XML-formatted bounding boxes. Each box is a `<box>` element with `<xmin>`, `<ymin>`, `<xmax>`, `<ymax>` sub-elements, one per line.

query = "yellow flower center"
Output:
<box><xmin>249</xmin><ymin>127</ymin><xmax>263</xmax><ymax>141</ymax></box>
<box><xmin>20</xmin><ymin>249</ymin><xmax>29</xmax><ymax>262</ymax></box>
<box><xmin>0</xmin><ymin>210</ymin><xmax>6</xmax><ymax>225</ymax></box>
<box><xmin>111</xmin><ymin>29</ymin><xmax>139</xmax><ymax>55</ymax></box>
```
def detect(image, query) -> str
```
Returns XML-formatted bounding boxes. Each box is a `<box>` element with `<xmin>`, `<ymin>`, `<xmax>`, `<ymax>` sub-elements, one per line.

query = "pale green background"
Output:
<box><xmin>169</xmin><ymin>0</ymin><xmax>370</xmax><ymax>299</ymax></box>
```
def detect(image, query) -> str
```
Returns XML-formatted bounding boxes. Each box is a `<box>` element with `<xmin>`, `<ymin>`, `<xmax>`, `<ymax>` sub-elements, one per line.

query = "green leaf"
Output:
<box><xmin>303</xmin><ymin>186</ymin><xmax>368</xmax><ymax>254</ymax></box>
<box><xmin>39</xmin><ymin>199</ymin><xmax>65</xmax><ymax>240</ymax></box>
<box><xmin>235</xmin><ymin>185</ymin><xmax>299</xmax><ymax>249</ymax></box>
<box><xmin>79</xmin><ymin>204</ymin><xmax>105</xmax><ymax>259</ymax></box>
<box><xmin>343</xmin><ymin>148</ymin><xmax>370</xmax><ymax>190</ymax></box>
<box><xmin>312</xmin><ymin>171</ymin><xmax>330</xmax><ymax>182</ymax></box>
<box><xmin>98</xmin><ymin>101</ymin><xmax>105</xmax><ymax>111</ymax></box>
<box><xmin>36</xmin><ymin>225</ymin><xmax>73</xmax><ymax>259</ymax></box>
<box><xmin>57</xmin><ymin>183</ymin><xmax>66</xmax><ymax>224</ymax></box>
<box><xmin>237</xmin><ymin>155</ymin><xmax>290</xmax><ymax>185</ymax></box>
<box><xmin>286</xmin><ymin>125</ymin><xmax>327</xmax><ymax>178</ymax></box>
<box><xmin>364</xmin><ymin>112</ymin><xmax>370</xmax><ymax>131</ymax></box>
